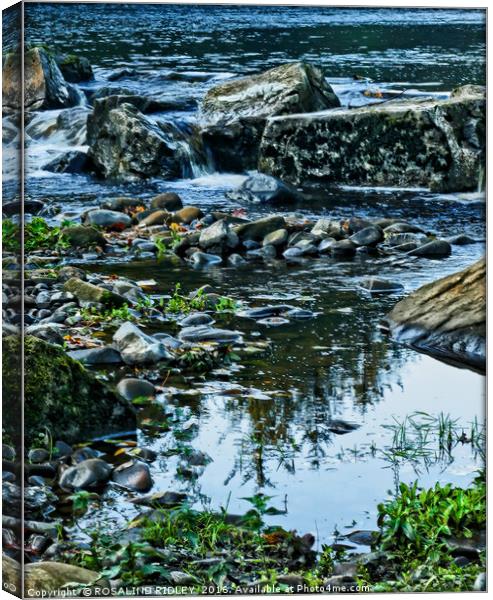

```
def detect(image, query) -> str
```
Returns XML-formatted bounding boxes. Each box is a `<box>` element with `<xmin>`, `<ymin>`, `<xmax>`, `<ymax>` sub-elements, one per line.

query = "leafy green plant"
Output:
<box><xmin>377</xmin><ymin>477</ymin><xmax>485</xmax><ymax>558</ymax></box>
<box><xmin>24</xmin><ymin>217</ymin><xmax>70</xmax><ymax>252</ymax></box>
<box><xmin>166</xmin><ymin>283</ymin><xmax>207</xmax><ymax>314</ymax></box>
<box><xmin>68</xmin><ymin>490</ymin><xmax>99</xmax><ymax>515</ymax></box>
<box><xmin>215</xmin><ymin>296</ymin><xmax>238</xmax><ymax>312</ymax></box>
<box><xmin>240</xmin><ymin>494</ymin><xmax>285</xmax><ymax>532</ymax></box>
<box><xmin>80</xmin><ymin>304</ymin><xmax>135</xmax><ymax>324</ymax></box>
<box><xmin>2</xmin><ymin>219</ymin><xmax>20</xmax><ymax>252</ymax></box>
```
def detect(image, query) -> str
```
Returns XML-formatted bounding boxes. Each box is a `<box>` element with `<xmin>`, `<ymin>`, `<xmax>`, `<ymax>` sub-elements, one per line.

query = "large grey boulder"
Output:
<box><xmin>200</xmin><ymin>62</ymin><xmax>340</xmax><ymax>172</ymax></box>
<box><xmin>259</xmin><ymin>86</ymin><xmax>485</xmax><ymax>192</ymax></box>
<box><xmin>3</xmin><ymin>47</ymin><xmax>80</xmax><ymax>112</ymax></box>
<box><xmin>384</xmin><ymin>258</ymin><xmax>485</xmax><ymax>371</ymax></box>
<box><xmin>87</xmin><ymin>99</ymin><xmax>182</xmax><ymax>180</ymax></box>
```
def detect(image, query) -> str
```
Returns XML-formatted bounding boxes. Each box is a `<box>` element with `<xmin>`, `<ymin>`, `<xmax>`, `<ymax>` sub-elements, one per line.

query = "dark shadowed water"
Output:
<box><xmin>7</xmin><ymin>4</ymin><xmax>486</xmax><ymax>544</ymax></box>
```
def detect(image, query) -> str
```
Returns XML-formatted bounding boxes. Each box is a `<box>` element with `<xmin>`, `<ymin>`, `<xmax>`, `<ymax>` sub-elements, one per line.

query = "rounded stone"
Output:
<box><xmin>112</xmin><ymin>459</ymin><xmax>153</xmax><ymax>492</ymax></box>
<box><xmin>116</xmin><ymin>378</ymin><xmax>156</xmax><ymax>401</ymax></box>
<box><xmin>59</xmin><ymin>458</ymin><xmax>112</xmax><ymax>491</ymax></box>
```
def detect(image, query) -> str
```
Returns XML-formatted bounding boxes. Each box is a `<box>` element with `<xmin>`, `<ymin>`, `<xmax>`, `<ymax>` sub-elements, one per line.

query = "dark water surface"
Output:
<box><xmin>12</xmin><ymin>4</ymin><xmax>487</xmax><ymax>543</ymax></box>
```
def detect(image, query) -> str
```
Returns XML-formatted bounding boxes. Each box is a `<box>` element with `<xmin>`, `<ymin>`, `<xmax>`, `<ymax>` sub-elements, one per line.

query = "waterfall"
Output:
<box><xmin>157</xmin><ymin>117</ymin><xmax>212</xmax><ymax>179</ymax></box>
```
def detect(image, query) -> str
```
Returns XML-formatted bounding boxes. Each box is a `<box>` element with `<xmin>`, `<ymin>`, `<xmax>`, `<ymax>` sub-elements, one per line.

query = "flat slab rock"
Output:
<box><xmin>384</xmin><ymin>258</ymin><xmax>485</xmax><ymax>371</ymax></box>
<box><xmin>259</xmin><ymin>86</ymin><xmax>485</xmax><ymax>193</ymax></box>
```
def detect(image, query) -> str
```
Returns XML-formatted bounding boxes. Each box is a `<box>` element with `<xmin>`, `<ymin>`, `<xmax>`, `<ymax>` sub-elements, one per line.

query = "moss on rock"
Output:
<box><xmin>3</xmin><ymin>336</ymin><xmax>136</xmax><ymax>445</ymax></box>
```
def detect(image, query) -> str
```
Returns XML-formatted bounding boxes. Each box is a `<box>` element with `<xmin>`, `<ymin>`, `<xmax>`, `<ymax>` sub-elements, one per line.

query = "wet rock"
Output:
<box><xmin>2</xmin><ymin>444</ymin><xmax>16</xmax><ymax>461</ymax></box>
<box><xmin>112</xmin><ymin>459</ymin><xmax>153</xmax><ymax>492</ymax></box>
<box><xmin>359</xmin><ymin>278</ymin><xmax>404</xmax><ymax>294</ymax></box>
<box><xmin>60</xmin><ymin>225</ymin><xmax>106</xmax><ymax>248</ymax></box>
<box><xmin>283</xmin><ymin>246</ymin><xmax>304</xmax><ymax>260</ymax></box>
<box><xmin>257</xmin><ymin>316</ymin><xmax>290</xmax><ymax>326</ymax></box>
<box><xmin>179</xmin><ymin>313</ymin><xmax>215</xmax><ymax>327</ymax></box>
<box><xmin>344</xmin><ymin>530</ymin><xmax>378</xmax><ymax>546</ymax></box>
<box><xmin>116</xmin><ymin>378</ymin><xmax>155</xmax><ymax>401</ymax></box>
<box><xmin>191</xmin><ymin>251</ymin><xmax>223</xmax><ymax>267</ymax></box>
<box><xmin>201</xmin><ymin>118</ymin><xmax>265</xmax><ymax>171</ymax></box>
<box><xmin>59</xmin><ymin>458</ymin><xmax>112</xmax><ymax>491</ymax></box>
<box><xmin>200</xmin><ymin>62</ymin><xmax>339</xmax><ymax>171</ymax></box>
<box><xmin>238</xmin><ymin>305</ymin><xmax>291</xmax><ymax>319</ymax></box>
<box><xmin>3</xmin><ymin>335</ymin><xmax>136</xmax><ymax>446</ymax></box>
<box><xmin>327</xmin><ymin>420</ymin><xmax>360</xmax><ymax>434</ymax></box>
<box><xmin>44</xmin><ymin>150</ymin><xmax>90</xmax><ymax>174</ymax></box>
<box><xmin>199</xmin><ymin>219</ymin><xmax>237</xmax><ymax>250</ymax></box>
<box><xmin>67</xmin><ymin>346</ymin><xmax>122</xmax><ymax>365</ymax></box>
<box><xmin>329</xmin><ymin>239</ymin><xmax>356</xmax><ymax>257</ymax></box>
<box><xmin>201</xmin><ymin>61</ymin><xmax>339</xmax><ymax>124</ymax></box>
<box><xmin>25</xmin><ymin>533</ymin><xmax>49</xmax><ymax>555</ymax></box>
<box><xmin>349</xmin><ymin>226</ymin><xmax>383</xmax><ymax>247</ymax></box>
<box><xmin>263</xmin><ymin>228</ymin><xmax>288</xmax><ymax>247</ymax></box>
<box><xmin>179</xmin><ymin>325</ymin><xmax>242</xmax><ymax>344</ymax></box>
<box><xmin>71</xmin><ymin>447</ymin><xmax>98</xmax><ymax>464</ymax></box>
<box><xmin>102</xmin><ymin>196</ymin><xmax>144</xmax><ymax>212</ymax></box>
<box><xmin>55</xmin><ymin>441</ymin><xmax>73</xmax><ymax>459</ymax></box>
<box><xmin>386</xmin><ymin>232</ymin><xmax>424</xmax><ymax>247</ymax></box>
<box><xmin>260</xmin><ymin>244</ymin><xmax>277</xmax><ymax>258</ymax></box>
<box><xmin>235</xmin><ymin>215</ymin><xmax>286</xmax><ymax>241</ymax></box>
<box><xmin>4</xmin><ymin>47</ymin><xmax>79</xmax><ymax>112</ymax></box>
<box><xmin>384</xmin><ymin>258</ymin><xmax>485</xmax><ymax>370</ymax></box>
<box><xmin>317</xmin><ymin>238</ymin><xmax>336</xmax><ymax>254</ymax></box>
<box><xmin>285</xmin><ymin>308</ymin><xmax>314</xmax><ymax>319</ymax></box>
<box><xmin>64</xmin><ymin>278</ymin><xmax>126</xmax><ymax>306</ymax></box>
<box><xmin>186</xmin><ymin>450</ymin><xmax>212</xmax><ymax>466</ymax></box>
<box><xmin>113</xmin><ymin>322</ymin><xmax>173</xmax><ymax>365</ymax></box>
<box><xmin>25</xmin><ymin>323</ymin><xmax>65</xmax><ymax>345</ymax></box>
<box><xmin>446</xmin><ymin>233</ymin><xmax>479</xmax><ymax>245</ymax></box>
<box><xmin>57</xmin><ymin>266</ymin><xmax>87</xmax><ymax>282</ymax></box>
<box><xmin>312</xmin><ymin>218</ymin><xmax>341</xmax><ymax>238</ymax></box>
<box><xmin>151</xmin><ymin>192</ymin><xmax>183</xmax><ymax>211</ymax></box>
<box><xmin>169</xmin><ymin>571</ymin><xmax>197</xmax><ymax>586</ymax></box>
<box><xmin>55</xmin><ymin>53</ymin><xmax>94</xmax><ymax>83</ymax></box>
<box><xmin>228</xmin><ymin>253</ymin><xmax>247</xmax><ymax>267</ymax></box>
<box><xmin>407</xmin><ymin>239</ymin><xmax>452</xmax><ymax>258</ymax></box>
<box><xmin>294</xmin><ymin>239</ymin><xmax>318</xmax><ymax>255</ymax></box>
<box><xmin>24</xmin><ymin>485</ymin><xmax>57</xmax><ymax>513</ymax></box>
<box><xmin>170</xmin><ymin>205</ymin><xmax>204</xmax><ymax>224</ymax></box>
<box><xmin>28</xmin><ymin>448</ymin><xmax>50</xmax><ymax>464</ymax></box>
<box><xmin>138</xmin><ymin>210</ymin><xmax>170</xmax><ymax>227</ymax></box>
<box><xmin>130</xmin><ymin>490</ymin><xmax>187</xmax><ymax>508</ymax></box>
<box><xmin>384</xmin><ymin>222</ymin><xmax>424</xmax><ymax>235</ymax></box>
<box><xmin>24</xmin><ymin>562</ymin><xmax>107</xmax><ymax>595</ymax></box>
<box><xmin>474</xmin><ymin>572</ymin><xmax>486</xmax><ymax>591</ymax></box>
<box><xmin>87</xmin><ymin>100</ymin><xmax>182</xmax><ymax>180</ymax></box>
<box><xmin>85</xmin><ymin>209</ymin><xmax>132</xmax><ymax>230</ymax></box>
<box><xmin>259</xmin><ymin>90</ymin><xmax>485</xmax><ymax>192</ymax></box>
<box><xmin>227</xmin><ymin>173</ymin><xmax>301</xmax><ymax>205</ymax></box>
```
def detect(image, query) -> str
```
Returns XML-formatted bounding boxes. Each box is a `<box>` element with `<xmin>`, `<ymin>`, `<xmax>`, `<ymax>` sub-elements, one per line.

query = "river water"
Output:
<box><xmin>10</xmin><ymin>4</ymin><xmax>487</xmax><ymax>545</ymax></box>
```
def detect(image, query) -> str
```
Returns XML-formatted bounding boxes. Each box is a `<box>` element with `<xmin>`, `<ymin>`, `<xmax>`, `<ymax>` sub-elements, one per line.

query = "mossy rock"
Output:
<box><xmin>2</xmin><ymin>336</ymin><xmax>136</xmax><ymax>446</ymax></box>
<box><xmin>55</xmin><ymin>53</ymin><xmax>94</xmax><ymax>83</ymax></box>
<box><xmin>63</xmin><ymin>277</ymin><xmax>126</xmax><ymax>306</ymax></box>
<box><xmin>60</xmin><ymin>225</ymin><xmax>106</xmax><ymax>248</ymax></box>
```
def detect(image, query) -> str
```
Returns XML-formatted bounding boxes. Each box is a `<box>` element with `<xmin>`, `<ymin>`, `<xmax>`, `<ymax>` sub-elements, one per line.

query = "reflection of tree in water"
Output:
<box><xmin>221</xmin><ymin>330</ymin><xmax>409</xmax><ymax>490</ymax></box>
